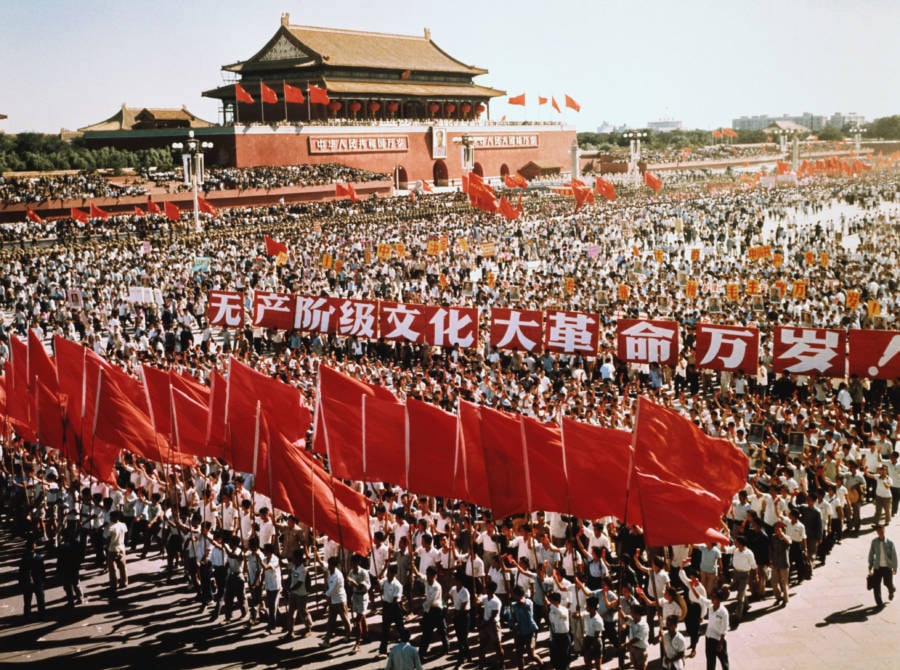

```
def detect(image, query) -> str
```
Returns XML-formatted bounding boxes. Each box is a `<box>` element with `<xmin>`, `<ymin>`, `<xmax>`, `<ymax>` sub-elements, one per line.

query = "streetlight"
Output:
<box><xmin>773</xmin><ymin>128</ymin><xmax>800</xmax><ymax>173</ymax></box>
<box><xmin>622</xmin><ymin>130</ymin><xmax>647</xmax><ymax>182</ymax></box>
<box><xmin>453</xmin><ymin>134</ymin><xmax>476</xmax><ymax>173</ymax></box>
<box><xmin>171</xmin><ymin>130</ymin><xmax>213</xmax><ymax>232</ymax></box>
<box><xmin>849</xmin><ymin>123</ymin><xmax>865</xmax><ymax>153</ymax></box>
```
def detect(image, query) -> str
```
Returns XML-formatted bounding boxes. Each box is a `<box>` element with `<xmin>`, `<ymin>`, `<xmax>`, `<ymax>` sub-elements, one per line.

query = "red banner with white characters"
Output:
<box><xmin>378</xmin><ymin>302</ymin><xmax>478</xmax><ymax>348</ymax></box>
<box><xmin>616</xmin><ymin>319</ymin><xmax>679</xmax><ymax>365</ymax></box>
<box><xmin>848</xmin><ymin>329</ymin><xmax>900</xmax><ymax>380</ymax></box>
<box><xmin>544</xmin><ymin>310</ymin><xmax>601</xmax><ymax>354</ymax></box>
<box><xmin>772</xmin><ymin>327</ymin><xmax>847</xmax><ymax>377</ymax></box>
<box><xmin>695</xmin><ymin>323</ymin><xmax>759</xmax><ymax>374</ymax></box>
<box><xmin>331</xmin><ymin>298</ymin><xmax>379</xmax><ymax>338</ymax></box>
<box><xmin>207</xmin><ymin>291</ymin><xmax>244</xmax><ymax>327</ymax></box>
<box><xmin>252</xmin><ymin>291</ymin><xmax>295</xmax><ymax>330</ymax></box>
<box><xmin>490</xmin><ymin>308</ymin><xmax>544</xmax><ymax>352</ymax></box>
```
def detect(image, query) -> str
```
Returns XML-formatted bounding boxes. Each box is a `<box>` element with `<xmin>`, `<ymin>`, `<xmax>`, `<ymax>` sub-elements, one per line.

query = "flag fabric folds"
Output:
<box><xmin>561</xmin><ymin>418</ymin><xmax>633</xmax><ymax>521</ymax></box>
<box><xmin>90</xmin><ymin>203</ymin><xmax>110</xmax><ymax>221</ymax></box>
<box><xmin>198</xmin><ymin>196</ymin><xmax>218</xmax><ymax>216</ymax></box>
<box><xmin>235</xmin><ymin>83</ymin><xmax>255</xmax><ymax>104</ymax></box>
<box><xmin>405</xmin><ymin>398</ymin><xmax>459</xmax><ymax>497</ymax></box>
<box><xmin>70</xmin><ymin>207</ymin><xmax>89</xmax><ymax>223</ymax></box>
<box><xmin>260</xmin><ymin>82</ymin><xmax>278</xmax><ymax>104</ymax></box>
<box><xmin>498</xmin><ymin>195</ymin><xmax>520</xmax><ymax>220</ymax></box>
<box><xmin>308</xmin><ymin>84</ymin><xmax>330</xmax><ymax>105</ymax></box>
<box><xmin>551</xmin><ymin>97</ymin><xmax>561</xmax><ymax>113</ymax></box>
<box><xmin>335</xmin><ymin>182</ymin><xmax>359</xmax><ymax>202</ymax></box>
<box><xmin>594</xmin><ymin>177</ymin><xmax>616</xmax><ymax>201</ymax></box>
<box><xmin>508</xmin><ymin>93</ymin><xmax>526</xmax><ymax>106</ymax></box>
<box><xmin>164</xmin><ymin>201</ymin><xmax>180</xmax><ymax>221</ymax></box>
<box><xmin>479</xmin><ymin>406</ymin><xmax>528</xmax><ymax>519</ymax></box>
<box><xmin>455</xmin><ymin>401</ymin><xmax>492</xmax><ymax>507</ymax></box>
<box><xmin>643</xmin><ymin>171</ymin><xmax>663</xmax><ymax>193</ymax></box>
<box><xmin>564</xmin><ymin>95</ymin><xmax>581</xmax><ymax>112</ymax></box>
<box><xmin>283</xmin><ymin>82</ymin><xmax>305</xmax><ymax>103</ymax></box>
<box><xmin>264</xmin><ymin>234</ymin><xmax>288</xmax><ymax>256</ymax></box>
<box><xmin>26</xmin><ymin>207</ymin><xmax>43</xmax><ymax>223</ymax></box>
<box><xmin>147</xmin><ymin>197</ymin><xmax>161</xmax><ymax>215</ymax></box>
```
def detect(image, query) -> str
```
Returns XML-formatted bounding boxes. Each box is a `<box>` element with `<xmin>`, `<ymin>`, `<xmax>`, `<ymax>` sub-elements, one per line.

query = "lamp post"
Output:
<box><xmin>171</xmin><ymin>131</ymin><xmax>213</xmax><ymax>232</ymax></box>
<box><xmin>454</xmin><ymin>134</ymin><xmax>476</xmax><ymax>173</ymax></box>
<box><xmin>623</xmin><ymin>130</ymin><xmax>647</xmax><ymax>183</ymax></box>
<box><xmin>773</xmin><ymin>128</ymin><xmax>800</xmax><ymax>173</ymax></box>
<box><xmin>849</xmin><ymin>123</ymin><xmax>865</xmax><ymax>153</ymax></box>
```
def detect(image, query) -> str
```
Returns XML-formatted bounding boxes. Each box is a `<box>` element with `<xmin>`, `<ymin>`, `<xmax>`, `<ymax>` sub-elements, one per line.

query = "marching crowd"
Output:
<box><xmin>1</xmin><ymin>165</ymin><xmax>899</xmax><ymax>669</ymax></box>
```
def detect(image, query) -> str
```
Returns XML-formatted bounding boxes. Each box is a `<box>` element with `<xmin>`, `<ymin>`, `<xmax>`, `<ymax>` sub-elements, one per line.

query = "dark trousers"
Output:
<box><xmin>872</xmin><ymin>566</ymin><xmax>895</xmax><ymax>605</ymax></box>
<box><xmin>22</xmin><ymin>582</ymin><xmax>45</xmax><ymax>616</ymax></box>
<box><xmin>265</xmin><ymin>589</ymin><xmax>279</xmax><ymax>630</ymax></box>
<box><xmin>420</xmin><ymin>607</ymin><xmax>449</xmax><ymax>657</ymax></box>
<box><xmin>222</xmin><ymin>574</ymin><xmax>245</xmax><ymax>618</ymax></box>
<box><xmin>550</xmin><ymin>632</ymin><xmax>571</xmax><ymax>670</ymax></box>
<box><xmin>380</xmin><ymin>602</ymin><xmax>408</xmax><ymax>652</ymax></box>
<box><xmin>684</xmin><ymin>601</ymin><xmax>702</xmax><ymax>650</ymax></box>
<box><xmin>705</xmin><ymin>637</ymin><xmax>729</xmax><ymax>670</ymax></box>
<box><xmin>453</xmin><ymin>609</ymin><xmax>471</xmax><ymax>661</ymax></box>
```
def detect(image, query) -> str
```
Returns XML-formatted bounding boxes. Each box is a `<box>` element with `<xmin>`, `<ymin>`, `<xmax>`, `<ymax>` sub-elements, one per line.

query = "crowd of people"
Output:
<box><xmin>0</xmin><ymin>172</ymin><xmax>148</xmax><ymax>206</ymax></box>
<box><xmin>1</xmin><ymin>163</ymin><xmax>899</xmax><ymax>669</ymax></box>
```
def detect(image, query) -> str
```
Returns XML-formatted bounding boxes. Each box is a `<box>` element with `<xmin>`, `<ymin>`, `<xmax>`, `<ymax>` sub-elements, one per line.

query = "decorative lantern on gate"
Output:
<box><xmin>428</xmin><ymin>102</ymin><xmax>440</xmax><ymax>116</ymax></box>
<box><xmin>461</xmin><ymin>103</ymin><xmax>472</xmax><ymax>115</ymax></box>
<box><xmin>445</xmin><ymin>103</ymin><xmax>456</xmax><ymax>115</ymax></box>
<box><xmin>369</xmin><ymin>102</ymin><xmax>381</xmax><ymax>114</ymax></box>
<box><xmin>387</xmin><ymin>102</ymin><xmax>400</xmax><ymax>114</ymax></box>
<box><xmin>475</xmin><ymin>103</ymin><xmax>486</xmax><ymax>116</ymax></box>
<box><xmin>328</xmin><ymin>101</ymin><xmax>342</xmax><ymax>113</ymax></box>
<box><xmin>349</xmin><ymin>101</ymin><xmax>362</xmax><ymax>114</ymax></box>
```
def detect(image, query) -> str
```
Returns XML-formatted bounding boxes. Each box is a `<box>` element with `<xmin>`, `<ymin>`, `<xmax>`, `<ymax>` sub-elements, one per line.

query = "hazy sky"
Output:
<box><xmin>2</xmin><ymin>0</ymin><xmax>898</xmax><ymax>134</ymax></box>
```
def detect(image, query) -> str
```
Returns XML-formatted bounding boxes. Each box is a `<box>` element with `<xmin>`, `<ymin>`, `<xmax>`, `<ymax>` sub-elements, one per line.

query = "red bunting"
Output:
<box><xmin>26</xmin><ymin>207</ymin><xmax>43</xmax><ymax>223</ymax></box>
<box><xmin>90</xmin><ymin>202</ymin><xmax>110</xmax><ymax>221</ymax></box>
<box><xmin>70</xmin><ymin>207</ymin><xmax>89</xmax><ymax>223</ymax></box>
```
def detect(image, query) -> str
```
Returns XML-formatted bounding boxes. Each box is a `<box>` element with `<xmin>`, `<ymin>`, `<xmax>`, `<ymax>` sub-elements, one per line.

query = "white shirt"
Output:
<box><xmin>326</xmin><ymin>569</ymin><xmax>347</xmax><ymax>604</ymax></box>
<box><xmin>705</xmin><ymin>602</ymin><xmax>729</xmax><ymax>640</ymax></box>
<box><xmin>107</xmin><ymin>520</ymin><xmax>127</xmax><ymax>552</ymax></box>
<box><xmin>549</xmin><ymin>604</ymin><xmax>570</xmax><ymax>634</ymax></box>
<box><xmin>422</xmin><ymin>578</ymin><xmax>443</xmax><ymax>612</ymax></box>
<box><xmin>729</xmin><ymin>546</ymin><xmax>757</xmax><ymax>572</ymax></box>
<box><xmin>382</xmin><ymin>577</ymin><xmax>403</xmax><ymax>604</ymax></box>
<box><xmin>450</xmin><ymin>585</ymin><xmax>470</xmax><ymax>611</ymax></box>
<box><xmin>263</xmin><ymin>553</ymin><xmax>281</xmax><ymax>591</ymax></box>
<box><xmin>582</xmin><ymin>610</ymin><xmax>604</xmax><ymax>637</ymax></box>
<box><xmin>480</xmin><ymin>594</ymin><xmax>502</xmax><ymax>623</ymax></box>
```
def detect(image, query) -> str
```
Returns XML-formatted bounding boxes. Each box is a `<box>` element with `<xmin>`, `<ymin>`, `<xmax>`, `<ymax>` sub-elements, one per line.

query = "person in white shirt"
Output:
<box><xmin>725</xmin><ymin>536</ymin><xmax>757</xmax><ymax>620</ymax></box>
<box><xmin>449</xmin><ymin>572</ymin><xmax>472</xmax><ymax>665</ymax></box>
<box><xmin>692</xmin><ymin>585</ymin><xmax>729</xmax><ymax>670</ymax></box>
<box><xmin>347</xmin><ymin>553</ymin><xmax>372</xmax><ymax>651</ymax></box>
<box><xmin>379</xmin><ymin>565</ymin><xmax>407</xmax><ymax>655</ymax></box>
<box><xmin>477</xmin><ymin>581</ymin><xmax>504</xmax><ymax>668</ymax></box>
<box><xmin>261</xmin><ymin>543</ymin><xmax>281</xmax><ymax>633</ymax></box>
<box><xmin>285</xmin><ymin>548</ymin><xmax>312</xmax><ymax>638</ymax></box>
<box><xmin>581</xmin><ymin>595</ymin><xmax>604</xmax><ymax>670</ymax></box>
<box><xmin>106</xmin><ymin>510</ymin><xmax>128</xmax><ymax>599</ymax></box>
<box><xmin>256</xmin><ymin>507</ymin><xmax>276</xmax><ymax>550</ymax></box>
<box><xmin>321</xmin><ymin>556</ymin><xmax>352</xmax><ymax>645</ymax></box>
<box><xmin>873</xmin><ymin>464</ymin><xmax>893</xmax><ymax>526</ymax></box>
<box><xmin>411</xmin><ymin>564</ymin><xmax>449</xmax><ymax>659</ymax></box>
<box><xmin>661</xmin><ymin>614</ymin><xmax>687</xmax><ymax>670</ymax></box>
<box><xmin>547</xmin><ymin>591</ymin><xmax>570</xmax><ymax>670</ymax></box>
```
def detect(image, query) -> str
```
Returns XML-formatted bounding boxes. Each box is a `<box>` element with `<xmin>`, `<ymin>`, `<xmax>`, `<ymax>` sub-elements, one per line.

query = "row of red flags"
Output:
<box><xmin>27</xmin><ymin>196</ymin><xmax>218</xmax><ymax>225</ymax></box>
<box><xmin>508</xmin><ymin>94</ymin><xmax>580</xmax><ymax>113</ymax></box>
<box><xmin>1</xmin><ymin>331</ymin><xmax>749</xmax><ymax>548</ymax></box>
<box><xmin>711</xmin><ymin>128</ymin><xmax>738</xmax><ymax>139</ymax></box>
<box><xmin>0</xmin><ymin>332</ymin><xmax>369</xmax><ymax>555</ymax></box>
<box><xmin>234</xmin><ymin>82</ymin><xmax>328</xmax><ymax>106</ymax></box>
<box><xmin>313</xmin><ymin>364</ymin><xmax>748</xmax><ymax>546</ymax></box>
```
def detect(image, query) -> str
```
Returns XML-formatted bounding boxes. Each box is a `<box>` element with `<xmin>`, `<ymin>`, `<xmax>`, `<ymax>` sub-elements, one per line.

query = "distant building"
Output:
<box><xmin>733</xmin><ymin>111</ymin><xmax>864</xmax><ymax>132</ymax></box>
<box><xmin>79</xmin><ymin>104</ymin><xmax>215</xmax><ymax>133</ymax></box>
<box><xmin>647</xmin><ymin>119</ymin><xmax>682</xmax><ymax>132</ymax></box>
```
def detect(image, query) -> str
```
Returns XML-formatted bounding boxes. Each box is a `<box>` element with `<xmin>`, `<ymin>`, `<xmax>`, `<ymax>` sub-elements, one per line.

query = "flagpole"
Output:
<box><xmin>283</xmin><ymin>80</ymin><xmax>288</xmax><ymax>123</ymax></box>
<box><xmin>306</xmin><ymin>82</ymin><xmax>311</xmax><ymax>122</ymax></box>
<box><xmin>260</xmin><ymin>80</ymin><xmax>265</xmax><ymax>124</ymax></box>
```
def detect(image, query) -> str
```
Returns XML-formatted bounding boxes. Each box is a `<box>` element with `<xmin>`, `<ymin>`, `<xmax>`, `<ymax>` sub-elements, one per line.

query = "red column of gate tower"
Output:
<box><xmin>207</xmin><ymin>289</ymin><xmax>900</xmax><ymax>381</ymax></box>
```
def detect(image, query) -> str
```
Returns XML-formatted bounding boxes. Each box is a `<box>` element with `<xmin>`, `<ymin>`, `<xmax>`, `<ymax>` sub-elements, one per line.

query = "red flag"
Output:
<box><xmin>504</xmin><ymin>173</ymin><xmax>528</xmax><ymax>189</ymax></box>
<box><xmin>164</xmin><ymin>200</ymin><xmax>180</xmax><ymax>221</ymax></box>
<box><xmin>561</xmin><ymin>418</ymin><xmax>633</xmax><ymax>520</ymax></box>
<box><xmin>7</xmin><ymin>336</ymin><xmax>35</xmax><ymax>440</ymax></box>
<box><xmin>633</xmin><ymin>471</ymin><xmax>730</xmax><ymax>547</ymax></box>
<box><xmin>711</xmin><ymin>129</ymin><xmax>722</xmax><ymax>139</ymax></box>
<box><xmin>141</xmin><ymin>364</ymin><xmax>172</xmax><ymax>437</ymax></box>
<box><xmin>25</xmin><ymin>207</ymin><xmax>42</xmax><ymax>223</ymax></box>
<box><xmin>538</xmin><ymin>96</ymin><xmax>548</xmax><ymax>106</ymax></box>
<box><xmin>551</xmin><ymin>97</ymin><xmax>561</xmax><ymax>113</ymax></box>
<box><xmin>722</xmin><ymin>128</ymin><xmax>738</xmax><ymax>138</ymax></box>
<box><xmin>170</xmin><ymin>387</ymin><xmax>211</xmax><ymax>458</ymax></box>
<box><xmin>520</xmin><ymin>416</ymin><xmax>568</xmax><ymax>515</ymax></box>
<box><xmin>634</xmin><ymin>397</ymin><xmax>748</xmax><ymax>509</ymax></box>
<box><xmin>264</xmin><ymin>234</ymin><xmax>288</xmax><ymax>256</ymax></box>
<box><xmin>205</xmin><ymin>369</ymin><xmax>227</xmax><ymax>458</ymax></box>
<box><xmin>460</xmin><ymin>173</ymin><xmax>469</xmax><ymax>194</ymax></box>
<box><xmin>775</xmin><ymin>161</ymin><xmax>789</xmax><ymax>175</ymax></box>
<box><xmin>405</xmin><ymin>398</ymin><xmax>459</xmax><ymax>497</ymax></box>
<box><xmin>90</xmin><ymin>202</ymin><xmax>110</xmax><ymax>221</ymax></box>
<box><xmin>171</xmin><ymin>370</ymin><xmax>210</xmax><ymax>406</ymax></box>
<box><xmin>147</xmin><ymin>197</ymin><xmax>161</xmax><ymax>215</ymax></box>
<box><xmin>643</xmin><ymin>171</ymin><xmax>663</xmax><ymax>193</ymax></box>
<box><xmin>508</xmin><ymin>93</ymin><xmax>526</xmax><ymax>106</ymax></box>
<box><xmin>70</xmin><ymin>207</ymin><xmax>89</xmax><ymax>223</ymax></box>
<box><xmin>94</xmin><ymin>367</ymin><xmax>164</xmax><ymax>464</ymax></box>
<box><xmin>335</xmin><ymin>182</ymin><xmax>359</xmax><ymax>202</ymax></box>
<box><xmin>479</xmin><ymin>405</ymin><xmax>528</xmax><ymax>519</ymax></box>
<box><xmin>421</xmin><ymin>181</ymin><xmax>433</xmax><ymax>193</ymax></box>
<box><xmin>498</xmin><ymin>195</ymin><xmax>520</xmax><ymax>220</ymax></box>
<box><xmin>283</xmin><ymin>82</ymin><xmax>305</xmax><ymax>104</ymax></box>
<box><xmin>361</xmin><ymin>394</ymin><xmax>405</xmax><ymax>484</ymax></box>
<box><xmin>198</xmin><ymin>196</ymin><xmax>218</xmax><ymax>216</ymax></box>
<box><xmin>35</xmin><ymin>378</ymin><xmax>66</xmax><ymax>453</ymax></box>
<box><xmin>571</xmin><ymin>180</ymin><xmax>595</xmax><ymax>211</ymax></box>
<box><xmin>260</xmin><ymin>82</ymin><xmax>278</xmax><ymax>104</ymax></box>
<box><xmin>455</xmin><ymin>400</ymin><xmax>492</xmax><ymax>507</ymax></box>
<box><xmin>134</xmin><ymin>206</ymin><xmax>145</xmax><ymax>217</ymax></box>
<box><xmin>308</xmin><ymin>84</ymin><xmax>330</xmax><ymax>105</ymax></box>
<box><xmin>234</xmin><ymin>83</ymin><xmax>255</xmax><ymax>104</ymax></box>
<box><xmin>564</xmin><ymin>94</ymin><xmax>580</xmax><ymax>112</ymax></box>
<box><xmin>594</xmin><ymin>177</ymin><xmax>616</xmax><ymax>201</ymax></box>
<box><xmin>270</xmin><ymin>435</ymin><xmax>371</xmax><ymax>556</ymax></box>
<box><xmin>28</xmin><ymin>329</ymin><xmax>58</xmax><ymax>395</ymax></box>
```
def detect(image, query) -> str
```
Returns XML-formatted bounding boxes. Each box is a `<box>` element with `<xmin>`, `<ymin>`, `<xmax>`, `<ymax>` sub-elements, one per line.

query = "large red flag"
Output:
<box><xmin>361</xmin><ymin>394</ymin><xmax>405</xmax><ymax>484</ymax></box>
<box><xmin>561</xmin><ymin>418</ymin><xmax>633</xmax><ymax>521</ymax></box>
<box><xmin>455</xmin><ymin>400</ymin><xmax>492</xmax><ymax>508</ymax></box>
<box><xmin>147</xmin><ymin>197</ymin><xmax>161</xmax><ymax>215</ymax></box>
<box><xmin>508</xmin><ymin>93</ymin><xmax>526</xmax><ymax>106</ymax></box>
<box><xmin>198</xmin><ymin>196</ymin><xmax>218</xmax><ymax>216</ymax></box>
<box><xmin>235</xmin><ymin>83</ymin><xmax>255</xmax><ymax>104</ymax></box>
<box><xmin>205</xmin><ymin>369</ymin><xmax>227</xmax><ymax>457</ymax></box>
<box><xmin>141</xmin><ymin>364</ymin><xmax>172</xmax><ymax>437</ymax></box>
<box><xmin>335</xmin><ymin>182</ymin><xmax>359</xmax><ymax>202</ymax></box>
<box><xmin>70</xmin><ymin>207</ymin><xmax>89</xmax><ymax>223</ymax></box>
<box><xmin>308</xmin><ymin>84</ymin><xmax>330</xmax><ymax>105</ymax></box>
<box><xmin>504</xmin><ymin>173</ymin><xmax>529</xmax><ymax>189</ymax></box>
<box><xmin>643</xmin><ymin>171</ymin><xmax>663</xmax><ymax>193</ymax></box>
<box><xmin>594</xmin><ymin>177</ymin><xmax>616</xmax><ymax>201</ymax></box>
<box><xmin>89</xmin><ymin>202</ymin><xmax>110</xmax><ymax>221</ymax></box>
<box><xmin>571</xmin><ymin>180</ymin><xmax>595</xmax><ymax>211</ymax></box>
<box><xmin>7</xmin><ymin>336</ymin><xmax>35</xmax><ymax>440</ymax></box>
<box><xmin>264</xmin><ymin>234</ymin><xmax>288</xmax><ymax>256</ymax></box>
<box><xmin>405</xmin><ymin>398</ymin><xmax>459</xmax><ymax>497</ymax></box>
<box><xmin>171</xmin><ymin>387</ymin><xmax>212</xmax><ymax>458</ymax></box>
<box><xmin>94</xmin><ymin>367</ymin><xmax>164</xmax><ymax>464</ymax></box>
<box><xmin>498</xmin><ymin>195</ymin><xmax>521</xmax><ymax>220</ymax></box>
<box><xmin>170</xmin><ymin>371</ymin><xmax>210</xmax><ymax>406</ymax></box>
<box><xmin>35</xmin><ymin>378</ymin><xmax>66</xmax><ymax>453</ymax></box>
<box><xmin>25</xmin><ymin>207</ymin><xmax>43</xmax><ymax>223</ymax></box>
<box><xmin>283</xmin><ymin>82</ymin><xmax>305</xmax><ymax>104</ymax></box>
<box><xmin>28</xmin><ymin>329</ymin><xmax>58</xmax><ymax>395</ymax></box>
<box><xmin>520</xmin><ymin>415</ymin><xmax>568</xmax><ymax>515</ymax></box>
<box><xmin>633</xmin><ymin>471</ymin><xmax>730</xmax><ymax>547</ymax></box>
<box><xmin>260</xmin><ymin>82</ymin><xmax>278</xmax><ymax>104</ymax></box>
<box><xmin>479</xmin><ymin>405</ymin><xmax>528</xmax><ymax>519</ymax></box>
<box><xmin>634</xmin><ymin>397</ymin><xmax>748</xmax><ymax>509</ymax></box>
<box><xmin>564</xmin><ymin>94</ymin><xmax>581</xmax><ymax>112</ymax></box>
<box><xmin>164</xmin><ymin>200</ymin><xmax>180</xmax><ymax>221</ymax></box>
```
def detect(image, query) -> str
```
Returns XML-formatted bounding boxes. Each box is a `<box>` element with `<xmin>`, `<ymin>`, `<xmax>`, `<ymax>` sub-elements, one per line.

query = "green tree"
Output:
<box><xmin>868</xmin><ymin>115</ymin><xmax>900</xmax><ymax>139</ymax></box>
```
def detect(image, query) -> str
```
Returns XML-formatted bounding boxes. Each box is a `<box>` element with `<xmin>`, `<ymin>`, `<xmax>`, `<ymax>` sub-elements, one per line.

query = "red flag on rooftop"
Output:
<box><xmin>508</xmin><ymin>93</ymin><xmax>526</xmax><ymax>106</ymax></box>
<box><xmin>643</xmin><ymin>171</ymin><xmax>663</xmax><ymax>193</ymax></box>
<box><xmin>564</xmin><ymin>94</ymin><xmax>580</xmax><ymax>112</ymax></box>
<box><xmin>147</xmin><ymin>197</ymin><xmax>161</xmax><ymax>215</ymax></box>
<box><xmin>260</xmin><ymin>82</ymin><xmax>278</xmax><ymax>104</ymax></box>
<box><xmin>198</xmin><ymin>196</ymin><xmax>218</xmax><ymax>216</ymax></box>
<box><xmin>25</xmin><ymin>207</ymin><xmax>42</xmax><ymax>223</ymax></box>
<box><xmin>234</xmin><ymin>83</ymin><xmax>255</xmax><ymax>104</ymax></box>
<box><xmin>538</xmin><ymin>96</ymin><xmax>548</xmax><ymax>106</ymax></box>
<box><xmin>70</xmin><ymin>207</ymin><xmax>89</xmax><ymax>223</ymax></box>
<box><xmin>283</xmin><ymin>82</ymin><xmax>305</xmax><ymax>104</ymax></box>
<box><xmin>551</xmin><ymin>97</ymin><xmax>561</xmax><ymax>113</ymax></box>
<box><xmin>264</xmin><ymin>234</ymin><xmax>288</xmax><ymax>256</ymax></box>
<box><xmin>308</xmin><ymin>84</ymin><xmax>330</xmax><ymax>105</ymax></box>
<box><xmin>164</xmin><ymin>201</ymin><xmax>180</xmax><ymax>221</ymax></box>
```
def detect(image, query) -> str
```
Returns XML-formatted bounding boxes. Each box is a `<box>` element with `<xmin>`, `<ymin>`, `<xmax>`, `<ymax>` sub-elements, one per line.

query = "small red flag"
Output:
<box><xmin>594</xmin><ymin>177</ymin><xmax>616</xmax><ymax>201</ymax></box>
<box><xmin>234</xmin><ymin>83</ymin><xmax>255</xmax><ymax>104</ymax></box>
<box><xmin>551</xmin><ymin>96</ymin><xmax>561</xmax><ymax>113</ymax></box>
<box><xmin>498</xmin><ymin>195</ymin><xmax>520</xmax><ymax>220</ymax></box>
<box><xmin>147</xmin><ymin>197</ymin><xmax>161</xmax><ymax>215</ymax></box>
<box><xmin>643</xmin><ymin>171</ymin><xmax>663</xmax><ymax>193</ymax></box>
<box><xmin>164</xmin><ymin>200</ymin><xmax>180</xmax><ymax>221</ymax></box>
<box><xmin>504</xmin><ymin>173</ymin><xmax>528</xmax><ymax>189</ymax></box>
<box><xmin>335</xmin><ymin>182</ymin><xmax>359</xmax><ymax>202</ymax></box>
<box><xmin>25</xmin><ymin>207</ymin><xmax>42</xmax><ymax>223</ymax></box>
<box><xmin>70</xmin><ymin>207</ymin><xmax>89</xmax><ymax>223</ymax></box>
<box><xmin>538</xmin><ymin>96</ymin><xmax>548</xmax><ymax>106</ymax></box>
<box><xmin>260</xmin><ymin>82</ymin><xmax>277</xmax><ymax>104</ymax></box>
<box><xmin>508</xmin><ymin>93</ymin><xmax>526</xmax><ymax>106</ymax></box>
<box><xmin>308</xmin><ymin>84</ymin><xmax>330</xmax><ymax>105</ymax></box>
<box><xmin>264</xmin><ymin>234</ymin><xmax>288</xmax><ymax>256</ymax></box>
<box><xmin>564</xmin><ymin>94</ymin><xmax>581</xmax><ymax>112</ymax></box>
<box><xmin>197</xmin><ymin>196</ymin><xmax>218</xmax><ymax>216</ymax></box>
<box><xmin>134</xmin><ymin>206</ymin><xmax>145</xmax><ymax>217</ymax></box>
<box><xmin>90</xmin><ymin>202</ymin><xmax>110</xmax><ymax>221</ymax></box>
<box><xmin>283</xmin><ymin>82</ymin><xmax>305</xmax><ymax>104</ymax></box>
<box><xmin>421</xmin><ymin>180</ymin><xmax>433</xmax><ymax>193</ymax></box>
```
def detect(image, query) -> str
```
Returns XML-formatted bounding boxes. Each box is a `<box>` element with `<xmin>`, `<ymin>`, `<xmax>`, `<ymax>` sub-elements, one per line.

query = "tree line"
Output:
<box><xmin>0</xmin><ymin>133</ymin><xmax>173</xmax><ymax>174</ymax></box>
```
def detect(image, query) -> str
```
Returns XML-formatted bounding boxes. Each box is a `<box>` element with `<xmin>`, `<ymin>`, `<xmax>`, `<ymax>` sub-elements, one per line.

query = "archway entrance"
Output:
<box><xmin>396</xmin><ymin>166</ymin><xmax>408</xmax><ymax>189</ymax></box>
<box><xmin>433</xmin><ymin>160</ymin><xmax>449</xmax><ymax>187</ymax></box>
